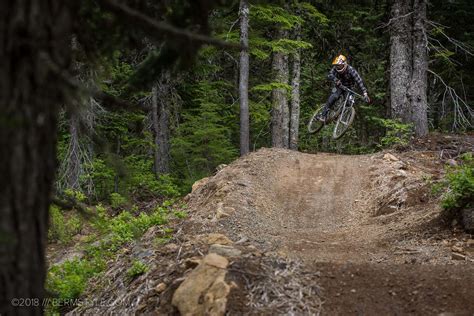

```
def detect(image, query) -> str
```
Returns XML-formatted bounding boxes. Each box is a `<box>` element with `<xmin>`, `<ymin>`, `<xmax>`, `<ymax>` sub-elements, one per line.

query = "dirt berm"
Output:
<box><xmin>72</xmin><ymin>140</ymin><xmax>474</xmax><ymax>315</ymax></box>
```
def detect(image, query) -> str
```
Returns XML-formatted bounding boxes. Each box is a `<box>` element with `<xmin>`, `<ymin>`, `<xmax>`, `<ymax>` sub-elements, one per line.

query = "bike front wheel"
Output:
<box><xmin>332</xmin><ymin>106</ymin><xmax>355</xmax><ymax>139</ymax></box>
<box><xmin>307</xmin><ymin>106</ymin><xmax>326</xmax><ymax>134</ymax></box>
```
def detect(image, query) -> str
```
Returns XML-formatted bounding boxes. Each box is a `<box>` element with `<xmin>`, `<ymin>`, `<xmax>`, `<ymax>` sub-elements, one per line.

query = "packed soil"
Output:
<box><xmin>68</xmin><ymin>134</ymin><xmax>474</xmax><ymax>315</ymax></box>
<box><xmin>184</xmin><ymin>135</ymin><xmax>474</xmax><ymax>315</ymax></box>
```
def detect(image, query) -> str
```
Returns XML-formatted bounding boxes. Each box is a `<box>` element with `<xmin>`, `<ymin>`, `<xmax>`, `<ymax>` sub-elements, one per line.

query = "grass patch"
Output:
<box><xmin>433</xmin><ymin>153</ymin><xmax>474</xmax><ymax>224</ymax></box>
<box><xmin>45</xmin><ymin>202</ymin><xmax>174</xmax><ymax>313</ymax></box>
<box><xmin>126</xmin><ymin>260</ymin><xmax>149</xmax><ymax>279</ymax></box>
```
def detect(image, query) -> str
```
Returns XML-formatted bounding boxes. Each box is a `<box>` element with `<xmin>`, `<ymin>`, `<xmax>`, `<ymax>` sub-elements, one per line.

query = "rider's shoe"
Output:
<box><xmin>318</xmin><ymin>108</ymin><xmax>329</xmax><ymax>122</ymax></box>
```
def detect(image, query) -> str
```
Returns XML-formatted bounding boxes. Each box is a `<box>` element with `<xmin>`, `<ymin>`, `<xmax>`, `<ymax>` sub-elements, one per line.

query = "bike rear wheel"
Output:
<box><xmin>332</xmin><ymin>106</ymin><xmax>355</xmax><ymax>139</ymax></box>
<box><xmin>307</xmin><ymin>106</ymin><xmax>325</xmax><ymax>134</ymax></box>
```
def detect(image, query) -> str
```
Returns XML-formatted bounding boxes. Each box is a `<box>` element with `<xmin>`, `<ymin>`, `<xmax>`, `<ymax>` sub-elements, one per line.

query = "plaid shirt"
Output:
<box><xmin>328</xmin><ymin>65</ymin><xmax>367</xmax><ymax>94</ymax></box>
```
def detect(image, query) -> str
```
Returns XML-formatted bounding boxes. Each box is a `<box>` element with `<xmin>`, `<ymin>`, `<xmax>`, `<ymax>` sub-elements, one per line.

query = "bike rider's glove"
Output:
<box><xmin>363</xmin><ymin>92</ymin><xmax>371</xmax><ymax>103</ymax></box>
<box><xmin>335</xmin><ymin>79</ymin><xmax>342</xmax><ymax>87</ymax></box>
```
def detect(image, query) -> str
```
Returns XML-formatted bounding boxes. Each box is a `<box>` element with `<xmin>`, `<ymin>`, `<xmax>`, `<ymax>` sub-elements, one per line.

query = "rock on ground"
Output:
<box><xmin>172</xmin><ymin>253</ymin><xmax>231</xmax><ymax>316</ymax></box>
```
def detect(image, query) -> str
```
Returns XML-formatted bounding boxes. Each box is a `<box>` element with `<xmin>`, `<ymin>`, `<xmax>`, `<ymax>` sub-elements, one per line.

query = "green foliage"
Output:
<box><xmin>49</xmin><ymin>206</ymin><xmax>67</xmax><ymax>243</ymax></box>
<box><xmin>47</xmin><ymin>202</ymin><xmax>172</xmax><ymax>308</ymax></box>
<box><xmin>82</xmin><ymin>158</ymin><xmax>115</xmax><ymax>200</ymax></box>
<box><xmin>153</xmin><ymin>227</ymin><xmax>174</xmax><ymax>246</ymax></box>
<box><xmin>252</xmin><ymin>82</ymin><xmax>292</xmax><ymax>93</ymax></box>
<box><xmin>110</xmin><ymin>192</ymin><xmax>128</xmax><ymax>209</ymax></box>
<box><xmin>64</xmin><ymin>189</ymin><xmax>87</xmax><ymax>203</ymax></box>
<box><xmin>251</xmin><ymin>4</ymin><xmax>303</xmax><ymax>29</ymax></box>
<box><xmin>90</xmin><ymin>203</ymin><xmax>109</xmax><ymax>232</ymax></box>
<box><xmin>372</xmin><ymin>118</ymin><xmax>413</xmax><ymax>148</ymax></box>
<box><xmin>48</xmin><ymin>206</ymin><xmax>83</xmax><ymax>244</ymax></box>
<box><xmin>173</xmin><ymin>210</ymin><xmax>187</xmax><ymax>219</ymax></box>
<box><xmin>107</xmin><ymin>210</ymin><xmax>167</xmax><ymax>249</ymax></box>
<box><xmin>271</xmin><ymin>38</ymin><xmax>313</xmax><ymax>53</ymax></box>
<box><xmin>248</xmin><ymin>36</ymin><xmax>313</xmax><ymax>57</ymax></box>
<box><xmin>79</xmin><ymin>151</ymin><xmax>180</xmax><ymax>202</ymax></box>
<box><xmin>171</xmin><ymin>80</ymin><xmax>238</xmax><ymax>190</ymax></box>
<box><xmin>294</xmin><ymin>2</ymin><xmax>329</xmax><ymax>25</ymax></box>
<box><xmin>47</xmin><ymin>258</ymin><xmax>106</xmax><ymax>301</ymax></box>
<box><xmin>123</xmin><ymin>155</ymin><xmax>180</xmax><ymax>199</ymax></box>
<box><xmin>126</xmin><ymin>260</ymin><xmax>149</xmax><ymax>279</ymax></box>
<box><xmin>101</xmin><ymin>51</ymin><xmax>136</xmax><ymax>98</ymax></box>
<box><xmin>441</xmin><ymin>153</ymin><xmax>474</xmax><ymax>213</ymax></box>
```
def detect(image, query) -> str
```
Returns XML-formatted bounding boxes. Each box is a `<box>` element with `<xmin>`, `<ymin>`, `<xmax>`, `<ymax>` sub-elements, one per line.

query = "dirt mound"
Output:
<box><xmin>183</xmin><ymin>146</ymin><xmax>474</xmax><ymax>314</ymax></box>
<box><xmin>185</xmin><ymin>147</ymin><xmax>463</xmax><ymax>264</ymax></box>
<box><xmin>71</xmin><ymin>144</ymin><xmax>474</xmax><ymax>315</ymax></box>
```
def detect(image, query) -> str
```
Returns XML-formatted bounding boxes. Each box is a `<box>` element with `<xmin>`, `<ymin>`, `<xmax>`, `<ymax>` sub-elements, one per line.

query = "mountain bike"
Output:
<box><xmin>307</xmin><ymin>85</ymin><xmax>366</xmax><ymax>140</ymax></box>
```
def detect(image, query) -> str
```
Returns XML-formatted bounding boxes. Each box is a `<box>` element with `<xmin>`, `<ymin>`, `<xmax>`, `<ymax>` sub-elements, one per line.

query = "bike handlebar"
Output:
<box><xmin>339</xmin><ymin>84</ymin><xmax>364</xmax><ymax>99</ymax></box>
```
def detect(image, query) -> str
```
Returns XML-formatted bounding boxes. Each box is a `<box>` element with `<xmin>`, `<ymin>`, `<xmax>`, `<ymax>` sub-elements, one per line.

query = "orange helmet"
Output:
<box><xmin>332</xmin><ymin>54</ymin><xmax>348</xmax><ymax>73</ymax></box>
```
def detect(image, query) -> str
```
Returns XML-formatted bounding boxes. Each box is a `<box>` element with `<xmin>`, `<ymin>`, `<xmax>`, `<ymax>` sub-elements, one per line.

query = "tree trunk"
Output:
<box><xmin>152</xmin><ymin>73</ymin><xmax>171</xmax><ymax>175</ymax></box>
<box><xmin>239</xmin><ymin>0</ymin><xmax>250</xmax><ymax>156</ymax></box>
<box><xmin>152</xmin><ymin>85</ymin><xmax>161</xmax><ymax>174</ymax></box>
<box><xmin>0</xmin><ymin>1</ymin><xmax>75</xmax><ymax>314</ymax></box>
<box><xmin>390</xmin><ymin>0</ymin><xmax>429</xmax><ymax>136</ymax></box>
<box><xmin>408</xmin><ymin>0</ymin><xmax>428</xmax><ymax>136</ymax></box>
<box><xmin>389</xmin><ymin>0</ymin><xmax>412</xmax><ymax>123</ymax></box>
<box><xmin>281</xmin><ymin>51</ymin><xmax>290</xmax><ymax>148</ymax></box>
<box><xmin>289</xmin><ymin>27</ymin><xmax>301</xmax><ymax>151</ymax></box>
<box><xmin>271</xmin><ymin>30</ymin><xmax>289</xmax><ymax>148</ymax></box>
<box><xmin>157</xmin><ymin>90</ymin><xmax>170</xmax><ymax>174</ymax></box>
<box><xmin>65</xmin><ymin>113</ymin><xmax>81</xmax><ymax>190</ymax></box>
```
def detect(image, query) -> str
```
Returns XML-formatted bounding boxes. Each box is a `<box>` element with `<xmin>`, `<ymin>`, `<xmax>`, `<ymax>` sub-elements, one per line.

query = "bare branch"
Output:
<box><xmin>96</xmin><ymin>0</ymin><xmax>241</xmax><ymax>50</ymax></box>
<box><xmin>375</xmin><ymin>11</ymin><xmax>413</xmax><ymax>30</ymax></box>
<box><xmin>428</xmin><ymin>69</ymin><xmax>473</xmax><ymax>130</ymax></box>
<box><xmin>427</xmin><ymin>39</ymin><xmax>462</xmax><ymax>66</ymax></box>
<box><xmin>226</xmin><ymin>18</ymin><xmax>240</xmax><ymax>42</ymax></box>
<box><xmin>224</xmin><ymin>51</ymin><xmax>238</xmax><ymax>65</ymax></box>
<box><xmin>427</xmin><ymin>20</ymin><xmax>474</xmax><ymax>57</ymax></box>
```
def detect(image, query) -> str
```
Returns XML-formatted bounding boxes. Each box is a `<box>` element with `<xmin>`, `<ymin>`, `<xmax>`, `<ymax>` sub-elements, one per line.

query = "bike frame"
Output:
<box><xmin>334</xmin><ymin>87</ymin><xmax>353</xmax><ymax>114</ymax></box>
<box><xmin>335</xmin><ymin>93</ymin><xmax>353</xmax><ymax>125</ymax></box>
<box><xmin>334</xmin><ymin>85</ymin><xmax>364</xmax><ymax>115</ymax></box>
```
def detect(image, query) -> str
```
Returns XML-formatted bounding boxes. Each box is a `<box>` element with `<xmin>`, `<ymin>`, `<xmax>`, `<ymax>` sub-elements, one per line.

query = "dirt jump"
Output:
<box><xmin>184</xmin><ymin>143</ymin><xmax>474</xmax><ymax>315</ymax></box>
<box><xmin>72</xmin><ymin>136</ymin><xmax>474</xmax><ymax>315</ymax></box>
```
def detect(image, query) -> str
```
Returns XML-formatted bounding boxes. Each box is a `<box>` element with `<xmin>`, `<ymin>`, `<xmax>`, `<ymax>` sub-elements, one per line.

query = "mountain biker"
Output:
<box><xmin>319</xmin><ymin>55</ymin><xmax>370</xmax><ymax>121</ymax></box>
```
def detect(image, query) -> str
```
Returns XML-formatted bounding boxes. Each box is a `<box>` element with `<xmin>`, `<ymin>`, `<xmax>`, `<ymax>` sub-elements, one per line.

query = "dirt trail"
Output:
<box><xmin>71</xmin><ymin>141</ymin><xmax>474</xmax><ymax>315</ymax></box>
<box><xmin>185</xmin><ymin>146</ymin><xmax>474</xmax><ymax>315</ymax></box>
<box><xmin>273</xmin><ymin>154</ymin><xmax>373</xmax><ymax>262</ymax></box>
<box><xmin>265</xmin><ymin>152</ymin><xmax>473</xmax><ymax>315</ymax></box>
